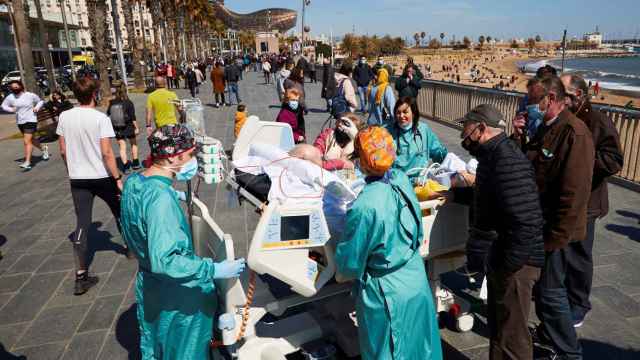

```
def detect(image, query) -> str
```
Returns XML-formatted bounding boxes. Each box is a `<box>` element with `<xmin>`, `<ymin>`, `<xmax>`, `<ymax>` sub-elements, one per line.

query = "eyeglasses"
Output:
<box><xmin>460</xmin><ymin>124</ymin><xmax>480</xmax><ymax>141</ymax></box>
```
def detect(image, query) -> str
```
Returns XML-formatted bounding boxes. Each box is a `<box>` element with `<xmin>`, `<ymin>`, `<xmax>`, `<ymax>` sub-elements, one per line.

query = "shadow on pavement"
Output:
<box><xmin>116</xmin><ymin>304</ymin><xmax>141</xmax><ymax>360</ymax></box>
<box><xmin>605</xmin><ymin>224</ymin><xmax>640</xmax><ymax>242</ymax></box>
<box><xmin>67</xmin><ymin>221</ymin><xmax>127</xmax><ymax>269</ymax></box>
<box><xmin>617</xmin><ymin>209</ymin><xmax>640</xmax><ymax>223</ymax></box>
<box><xmin>0</xmin><ymin>344</ymin><xmax>25</xmax><ymax>360</ymax></box>
<box><xmin>582</xmin><ymin>339</ymin><xmax>640</xmax><ymax>360</ymax></box>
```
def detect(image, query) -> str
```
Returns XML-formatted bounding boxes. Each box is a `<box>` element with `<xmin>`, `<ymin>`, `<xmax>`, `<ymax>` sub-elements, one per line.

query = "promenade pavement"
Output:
<box><xmin>0</xmin><ymin>71</ymin><xmax>639</xmax><ymax>359</ymax></box>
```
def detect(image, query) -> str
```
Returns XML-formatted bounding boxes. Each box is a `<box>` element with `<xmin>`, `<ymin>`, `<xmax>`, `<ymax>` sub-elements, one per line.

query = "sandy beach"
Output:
<box><xmin>383</xmin><ymin>49</ymin><xmax>639</xmax><ymax>108</ymax></box>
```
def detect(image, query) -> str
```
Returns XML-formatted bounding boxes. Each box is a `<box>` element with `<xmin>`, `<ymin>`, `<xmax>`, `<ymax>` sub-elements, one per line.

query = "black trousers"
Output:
<box><xmin>566</xmin><ymin>217</ymin><xmax>596</xmax><ymax>320</ymax></box>
<box><xmin>215</xmin><ymin>92</ymin><xmax>225</xmax><ymax>105</ymax></box>
<box><xmin>535</xmin><ymin>249</ymin><xmax>582</xmax><ymax>359</ymax></box>
<box><xmin>70</xmin><ymin>178</ymin><xmax>121</xmax><ymax>272</ymax></box>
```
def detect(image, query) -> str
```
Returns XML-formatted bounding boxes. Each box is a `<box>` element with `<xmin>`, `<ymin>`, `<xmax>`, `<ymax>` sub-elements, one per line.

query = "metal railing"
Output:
<box><xmin>411</xmin><ymin>79</ymin><xmax>640</xmax><ymax>184</ymax></box>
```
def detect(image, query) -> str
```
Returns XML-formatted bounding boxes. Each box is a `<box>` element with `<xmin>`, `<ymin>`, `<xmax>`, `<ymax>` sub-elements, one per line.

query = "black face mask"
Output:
<box><xmin>461</xmin><ymin>138</ymin><xmax>481</xmax><ymax>157</ymax></box>
<box><xmin>11</xmin><ymin>88</ymin><xmax>21</xmax><ymax>95</ymax></box>
<box><xmin>334</xmin><ymin>128</ymin><xmax>350</xmax><ymax>147</ymax></box>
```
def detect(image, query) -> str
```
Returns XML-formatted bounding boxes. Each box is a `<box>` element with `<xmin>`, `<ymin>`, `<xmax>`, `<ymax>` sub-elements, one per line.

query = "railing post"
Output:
<box><xmin>467</xmin><ymin>88</ymin><xmax>472</xmax><ymax>115</ymax></box>
<box><xmin>432</xmin><ymin>84</ymin><xmax>437</xmax><ymax>120</ymax></box>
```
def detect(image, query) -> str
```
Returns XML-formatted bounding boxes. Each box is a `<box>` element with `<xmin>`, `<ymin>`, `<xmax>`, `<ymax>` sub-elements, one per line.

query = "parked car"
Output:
<box><xmin>1</xmin><ymin>71</ymin><xmax>21</xmax><ymax>86</ymax></box>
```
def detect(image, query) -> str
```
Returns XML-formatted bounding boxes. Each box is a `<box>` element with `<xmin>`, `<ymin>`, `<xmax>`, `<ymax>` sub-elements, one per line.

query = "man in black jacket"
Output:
<box><xmin>395</xmin><ymin>65</ymin><xmax>422</xmax><ymax>100</ymax></box>
<box><xmin>224</xmin><ymin>61</ymin><xmax>242</xmax><ymax>105</ymax></box>
<box><xmin>321</xmin><ymin>58</ymin><xmax>337</xmax><ymax>112</ymax></box>
<box><xmin>353</xmin><ymin>56</ymin><xmax>373</xmax><ymax>113</ymax></box>
<box><xmin>459</xmin><ymin>104</ymin><xmax>544</xmax><ymax>360</ymax></box>
<box><xmin>561</xmin><ymin>74</ymin><xmax>623</xmax><ymax>327</ymax></box>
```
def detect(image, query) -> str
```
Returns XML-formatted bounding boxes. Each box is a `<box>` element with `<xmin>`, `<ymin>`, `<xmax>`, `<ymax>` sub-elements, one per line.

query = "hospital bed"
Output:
<box><xmin>190</xmin><ymin>117</ymin><xmax>474</xmax><ymax>359</ymax></box>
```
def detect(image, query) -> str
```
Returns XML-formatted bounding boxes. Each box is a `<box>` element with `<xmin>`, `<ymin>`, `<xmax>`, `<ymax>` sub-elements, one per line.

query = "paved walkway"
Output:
<box><xmin>0</xmin><ymin>71</ymin><xmax>639</xmax><ymax>359</ymax></box>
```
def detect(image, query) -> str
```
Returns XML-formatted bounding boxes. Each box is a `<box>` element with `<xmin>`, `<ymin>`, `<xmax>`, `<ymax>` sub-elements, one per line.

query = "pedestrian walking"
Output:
<box><xmin>224</xmin><ymin>60</ymin><xmax>242</xmax><ymax>105</ymax></box>
<box><xmin>367</xmin><ymin>68</ymin><xmax>396</xmax><ymax>126</ymax></box>
<box><xmin>353</xmin><ymin>56</ymin><xmax>374</xmax><ymax>113</ymax></box>
<box><xmin>321</xmin><ymin>58</ymin><xmax>337</xmax><ymax>112</ymax></box>
<box><xmin>210</xmin><ymin>62</ymin><xmax>226</xmax><ymax>107</ymax></box>
<box><xmin>262</xmin><ymin>59</ymin><xmax>272</xmax><ymax>84</ymax></box>
<box><xmin>1</xmin><ymin>80</ymin><xmax>49</xmax><ymax>170</ymax></box>
<box><xmin>107</xmin><ymin>84</ymin><xmax>140</xmax><ymax>173</ymax></box>
<box><xmin>145</xmin><ymin>76</ymin><xmax>178</xmax><ymax>136</ymax></box>
<box><xmin>56</xmin><ymin>77</ymin><xmax>128</xmax><ymax>295</ymax></box>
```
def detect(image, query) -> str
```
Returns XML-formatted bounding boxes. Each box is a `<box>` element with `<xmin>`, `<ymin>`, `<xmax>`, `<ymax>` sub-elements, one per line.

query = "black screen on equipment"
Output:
<box><xmin>280</xmin><ymin>215</ymin><xmax>310</xmax><ymax>241</ymax></box>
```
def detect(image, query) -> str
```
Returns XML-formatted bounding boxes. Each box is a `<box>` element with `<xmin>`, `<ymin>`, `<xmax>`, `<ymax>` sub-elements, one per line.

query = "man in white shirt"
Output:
<box><xmin>56</xmin><ymin>77</ymin><xmax>126</xmax><ymax>295</ymax></box>
<box><xmin>1</xmin><ymin>80</ymin><xmax>48</xmax><ymax>170</ymax></box>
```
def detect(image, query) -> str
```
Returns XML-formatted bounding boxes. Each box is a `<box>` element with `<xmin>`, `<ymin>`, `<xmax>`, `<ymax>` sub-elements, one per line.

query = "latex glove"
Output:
<box><xmin>173</xmin><ymin>189</ymin><xmax>187</xmax><ymax>202</ymax></box>
<box><xmin>213</xmin><ymin>258</ymin><xmax>246</xmax><ymax>279</ymax></box>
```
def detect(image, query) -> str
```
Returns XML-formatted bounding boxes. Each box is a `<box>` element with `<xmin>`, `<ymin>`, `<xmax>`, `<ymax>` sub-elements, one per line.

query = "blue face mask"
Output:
<box><xmin>288</xmin><ymin>100</ymin><xmax>299</xmax><ymax>111</ymax></box>
<box><xmin>399</xmin><ymin>122</ymin><xmax>413</xmax><ymax>130</ymax></box>
<box><xmin>526</xmin><ymin>104</ymin><xmax>545</xmax><ymax>138</ymax></box>
<box><xmin>164</xmin><ymin>157</ymin><xmax>198</xmax><ymax>181</ymax></box>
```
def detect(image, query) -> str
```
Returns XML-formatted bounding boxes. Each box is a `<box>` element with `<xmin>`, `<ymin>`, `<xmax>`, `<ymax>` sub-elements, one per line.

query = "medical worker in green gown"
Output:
<box><xmin>120</xmin><ymin>125</ymin><xmax>246</xmax><ymax>359</ymax></box>
<box><xmin>384</xmin><ymin>96</ymin><xmax>448</xmax><ymax>180</ymax></box>
<box><xmin>336</xmin><ymin>126</ymin><xmax>443</xmax><ymax>360</ymax></box>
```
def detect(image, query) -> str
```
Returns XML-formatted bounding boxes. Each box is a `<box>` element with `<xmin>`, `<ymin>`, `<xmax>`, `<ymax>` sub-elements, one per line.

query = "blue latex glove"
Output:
<box><xmin>213</xmin><ymin>258</ymin><xmax>246</xmax><ymax>279</ymax></box>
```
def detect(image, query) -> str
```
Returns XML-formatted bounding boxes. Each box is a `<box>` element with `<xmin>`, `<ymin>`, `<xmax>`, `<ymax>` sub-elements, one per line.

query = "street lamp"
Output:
<box><xmin>301</xmin><ymin>0</ymin><xmax>310</xmax><ymax>48</ymax></box>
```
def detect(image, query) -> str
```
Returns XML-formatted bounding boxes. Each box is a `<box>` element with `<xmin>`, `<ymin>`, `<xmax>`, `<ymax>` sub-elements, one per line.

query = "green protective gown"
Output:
<box><xmin>120</xmin><ymin>173</ymin><xmax>217</xmax><ymax>360</ymax></box>
<box><xmin>335</xmin><ymin>169</ymin><xmax>443</xmax><ymax>360</ymax></box>
<box><xmin>385</xmin><ymin>122</ymin><xmax>448</xmax><ymax>180</ymax></box>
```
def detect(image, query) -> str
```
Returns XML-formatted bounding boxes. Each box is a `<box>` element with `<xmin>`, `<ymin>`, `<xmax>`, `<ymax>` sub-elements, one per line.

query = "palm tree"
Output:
<box><xmin>4</xmin><ymin>0</ymin><xmax>37</xmax><ymax>91</ymax></box>
<box><xmin>535</xmin><ymin>34</ymin><xmax>542</xmax><ymax>43</ymax></box>
<box><xmin>463</xmin><ymin>36</ymin><xmax>471</xmax><ymax>49</ymax></box>
<box><xmin>413</xmin><ymin>33</ymin><xmax>421</xmax><ymax>47</ymax></box>
<box><xmin>478</xmin><ymin>35</ymin><xmax>486</xmax><ymax>50</ymax></box>
<box><xmin>527</xmin><ymin>38</ymin><xmax>536</xmax><ymax>52</ymax></box>
<box><xmin>440</xmin><ymin>32</ymin><xmax>445</xmax><ymax>46</ymax></box>
<box><xmin>420</xmin><ymin>31</ymin><xmax>426</xmax><ymax>47</ymax></box>
<box><xmin>122</xmin><ymin>0</ymin><xmax>144</xmax><ymax>89</ymax></box>
<box><xmin>86</xmin><ymin>0</ymin><xmax>111</xmax><ymax>105</ymax></box>
<box><xmin>33</xmin><ymin>0</ymin><xmax>56</xmax><ymax>90</ymax></box>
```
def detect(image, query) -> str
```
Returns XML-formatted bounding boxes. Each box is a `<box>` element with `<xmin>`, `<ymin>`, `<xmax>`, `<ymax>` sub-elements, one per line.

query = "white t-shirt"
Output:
<box><xmin>0</xmin><ymin>92</ymin><xmax>44</xmax><ymax>124</ymax></box>
<box><xmin>56</xmin><ymin>107</ymin><xmax>115</xmax><ymax>180</ymax></box>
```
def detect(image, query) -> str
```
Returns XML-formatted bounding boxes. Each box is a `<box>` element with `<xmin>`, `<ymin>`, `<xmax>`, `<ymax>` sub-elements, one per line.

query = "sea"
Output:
<box><xmin>521</xmin><ymin>49</ymin><xmax>640</xmax><ymax>94</ymax></box>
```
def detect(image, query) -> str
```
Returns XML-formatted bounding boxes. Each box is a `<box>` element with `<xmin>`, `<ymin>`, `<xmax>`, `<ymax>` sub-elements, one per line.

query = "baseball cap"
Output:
<box><xmin>458</xmin><ymin>104</ymin><xmax>507</xmax><ymax>128</ymax></box>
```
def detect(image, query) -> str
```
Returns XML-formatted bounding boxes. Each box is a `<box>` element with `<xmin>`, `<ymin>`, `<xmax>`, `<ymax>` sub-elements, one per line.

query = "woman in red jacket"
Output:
<box><xmin>276</xmin><ymin>87</ymin><xmax>306</xmax><ymax>143</ymax></box>
<box><xmin>313</xmin><ymin>112</ymin><xmax>365</xmax><ymax>170</ymax></box>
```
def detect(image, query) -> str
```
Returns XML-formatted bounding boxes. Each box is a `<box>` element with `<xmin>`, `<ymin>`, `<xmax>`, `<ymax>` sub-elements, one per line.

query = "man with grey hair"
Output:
<box><xmin>560</xmin><ymin>73</ymin><xmax>623</xmax><ymax>327</ymax></box>
<box><xmin>513</xmin><ymin>75</ymin><xmax>595</xmax><ymax>360</ymax></box>
<box><xmin>459</xmin><ymin>104</ymin><xmax>544</xmax><ymax>360</ymax></box>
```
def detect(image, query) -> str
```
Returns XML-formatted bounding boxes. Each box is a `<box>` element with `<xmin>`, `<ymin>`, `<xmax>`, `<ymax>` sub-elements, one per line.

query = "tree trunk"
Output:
<box><xmin>33</xmin><ymin>0</ymin><xmax>57</xmax><ymax>91</ymax></box>
<box><xmin>123</xmin><ymin>0</ymin><xmax>144</xmax><ymax>89</ymax></box>
<box><xmin>86</xmin><ymin>0</ymin><xmax>112</xmax><ymax>106</ymax></box>
<box><xmin>11</xmin><ymin>0</ymin><xmax>37</xmax><ymax>92</ymax></box>
<box><xmin>137</xmin><ymin>1</ymin><xmax>147</xmax><ymax>66</ymax></box>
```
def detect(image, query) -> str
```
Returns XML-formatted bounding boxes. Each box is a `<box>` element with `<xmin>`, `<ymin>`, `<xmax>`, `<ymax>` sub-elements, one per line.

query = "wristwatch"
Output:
<box><xmin>114</xmin><ymin>174</ymin><xmax>123</xmax><ymax>181</ymax></box>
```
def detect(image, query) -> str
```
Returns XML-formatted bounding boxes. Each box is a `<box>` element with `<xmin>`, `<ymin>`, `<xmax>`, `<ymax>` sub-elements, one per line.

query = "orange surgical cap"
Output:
<box><xmin>355</xmin><ymin>126</ymin><xmax>396</xmax><ymax>176</ymax></box>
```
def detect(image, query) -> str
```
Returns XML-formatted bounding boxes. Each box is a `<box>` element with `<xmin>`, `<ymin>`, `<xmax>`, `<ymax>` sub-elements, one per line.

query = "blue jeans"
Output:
<box><xmin>357</xmin><ymin>86</ymin><xmax>368</xmax><ymax>112</ymax></box>
<box><xmin>228</xmin><ymin>82</ymin><xmax>241</xmax><ymax>104</ymax></box>
<box><xmin>535</xmin><ymin>248</ymin><xmax>582</xmax><ymax>359</ymax></box>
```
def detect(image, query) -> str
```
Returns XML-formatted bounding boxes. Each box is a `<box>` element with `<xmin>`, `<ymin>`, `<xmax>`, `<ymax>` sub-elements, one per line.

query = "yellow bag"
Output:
<box><xmin>414</xmin><ymin>179</ymin><xmax>449</xmax><ymax>201</ymax></box>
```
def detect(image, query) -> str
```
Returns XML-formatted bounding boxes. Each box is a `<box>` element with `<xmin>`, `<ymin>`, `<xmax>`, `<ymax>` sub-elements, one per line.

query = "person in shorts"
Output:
<box><xmin>1</xmin><ymin>80</ymin><xmax>49</xmax><ymax>170</ymax></box>
<box><xmin>107</xmin><ymin>84</ymin><xmax>140</xmax><ymax>173</ymax></box>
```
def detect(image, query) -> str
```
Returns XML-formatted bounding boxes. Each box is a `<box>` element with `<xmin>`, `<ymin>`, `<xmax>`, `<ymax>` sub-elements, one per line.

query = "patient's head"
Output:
<box><xmin>289</xmin><ymin>144</ymin><xmax>323</xmax><ymax>167</ymax></box>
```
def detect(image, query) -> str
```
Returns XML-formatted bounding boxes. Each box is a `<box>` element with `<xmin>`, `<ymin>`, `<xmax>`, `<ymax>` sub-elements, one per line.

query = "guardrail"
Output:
<box><xmin>412</xmin><ymin>79</ymin><xmax>640</xmax><ymax>184</ymax></box>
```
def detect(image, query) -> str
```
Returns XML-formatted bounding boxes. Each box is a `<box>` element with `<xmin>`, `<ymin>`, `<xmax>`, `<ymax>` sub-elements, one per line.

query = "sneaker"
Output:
<box><xmin>573</xmin><ymin>313</ymin><xmax>585</xmax><ymax>328</ymax></box>
<box><xmin>123</xmin><ymin>161</ymin><xmax>131</xmax><ymax>175</ymax></box>
<box><xmin>131</xmin><ymin>159</ymin><xmax>142</xmax><ymax>170</ymax></box>
<box><xmin>74</xmin><ymin>273</ymin><xmax>99</xmax><ymax>295</ymax></box>
<box><xmin>530</xmin><ymin>325</ymin><xmax>556</xmax><ymax>353</ymax></box>
<box><xmin>19</xmin><ymin>162</ymin><xmax>32</xmax><ymax>170</ymax></box>
<box><xmin>42</xmin><ymin>144</ymin><xmax>49</xmax><ymax>161</ymax></box>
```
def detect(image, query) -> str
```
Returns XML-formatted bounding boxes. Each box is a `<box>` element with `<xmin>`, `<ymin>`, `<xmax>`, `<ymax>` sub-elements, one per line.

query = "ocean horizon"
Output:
<box><xmin>520</xmin><ymin>53</ymin><xmax>640</xmax><ymax>95</ymax></box>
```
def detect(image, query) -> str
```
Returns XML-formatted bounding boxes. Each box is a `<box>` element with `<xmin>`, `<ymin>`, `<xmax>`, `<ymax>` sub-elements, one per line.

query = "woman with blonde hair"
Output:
<box><xmin>367</xmin><ymin>68</ymin><xmax>396</xmax><ymax>126</ymax></box>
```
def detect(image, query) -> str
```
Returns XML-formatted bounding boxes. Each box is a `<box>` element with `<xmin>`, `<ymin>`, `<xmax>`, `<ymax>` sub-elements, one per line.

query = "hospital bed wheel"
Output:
<box><xmin>455</xmin><ymin>314</ymin><xmax>474</xmax><ymax>332</ymax></box>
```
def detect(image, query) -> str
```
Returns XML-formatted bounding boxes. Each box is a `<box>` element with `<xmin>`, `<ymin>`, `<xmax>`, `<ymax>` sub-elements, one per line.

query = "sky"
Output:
<box><xmin>226</xmin><ymin>0</ymin><xmax>640</xmax><ymax>41</ymax></box>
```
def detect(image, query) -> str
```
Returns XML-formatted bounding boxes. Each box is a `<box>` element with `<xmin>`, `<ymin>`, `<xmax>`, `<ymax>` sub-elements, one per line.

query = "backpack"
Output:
<box><xmin>109</xmin><ymin>102</ymin><xmax>128</xmax><ymax>128</ymax></box>
<box><xmin>330</xmin><ymin>79</ymin><xmax>349</xmax><ymax>118</ymax></box>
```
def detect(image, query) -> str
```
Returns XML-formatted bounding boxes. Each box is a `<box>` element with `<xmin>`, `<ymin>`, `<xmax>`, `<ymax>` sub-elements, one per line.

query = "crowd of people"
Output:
<box><xmin>1</xmin><ymin>46</ymin><xmax>625</xmax><ymax>360</ymax></box>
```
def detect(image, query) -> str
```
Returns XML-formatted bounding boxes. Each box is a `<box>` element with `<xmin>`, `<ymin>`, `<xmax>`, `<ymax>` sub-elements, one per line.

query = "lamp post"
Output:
<box><xmin>300</xmin><ymin>0</ymin><xmax>310</xmax><ymax>48</ymax></box>
<box><xmin>58</xmin><ymin>0</ymin><xmax>76</xmax><ymax>81</ymax></box>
